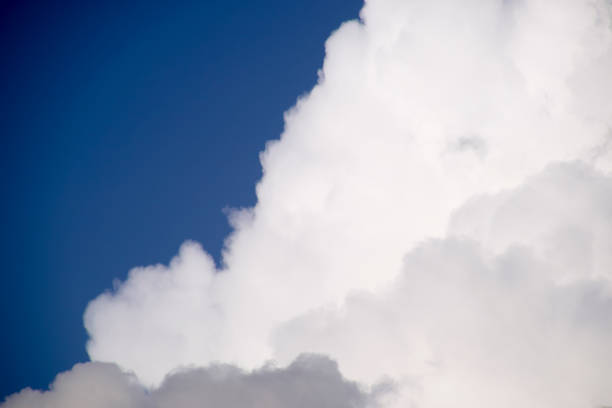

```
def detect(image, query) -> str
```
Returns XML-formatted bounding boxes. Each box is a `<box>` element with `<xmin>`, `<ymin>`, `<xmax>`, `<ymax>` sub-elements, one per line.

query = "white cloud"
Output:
<box><xmin>83</xmin><ymin>242</ymin><xmax>223</xmax><ymax>387</ymax></box>
<box><xmin>448</xmin><ymin>162</ymin><xmax>612</xmax><ymax>282</ymax></box>
<box><xmin>272</xmin><ymin>164</ymin><xmax>612</xmax><ymax>408</ymax></box>
<box><xmin>5</xmin><ymin>0</ymin><xmax>612</xmax><ymax>406</ymax></box>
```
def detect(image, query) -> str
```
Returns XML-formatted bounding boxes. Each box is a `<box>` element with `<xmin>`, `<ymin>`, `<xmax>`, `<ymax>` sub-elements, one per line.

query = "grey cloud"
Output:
<box><xmin>447</xmin><ymin>134</ymin><xmax>488</xmax><ymax>158</ymax></box>
<box><xmin>1</xmin><ymin>363</ymin><xmax>145</xmax><ymax>408</ymax></box>
<box><xmin>2</xmin><ymin>354</ymin><xmax>382</xmax><ymax>408</ymax></box>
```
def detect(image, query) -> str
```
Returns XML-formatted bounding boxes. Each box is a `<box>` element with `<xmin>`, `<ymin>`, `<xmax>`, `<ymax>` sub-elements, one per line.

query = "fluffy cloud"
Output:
<box><xmin>5</xmin><ymin>0</ymin><xmax>612</xmax><ymax>406</ymax></box>
<box><xmin>84</xmin><ymin>0</ymin><xmax>612</xmax><ymax>387</ymax></box>
<box><xmin>449</xmin><ymin>162</ymin><xmax>612</xmax><ymax>282</ymax></box>
<box><xmin>272</xmin><ymin>164</ymin><xmax>612</xmax><ymax>408</ymax></box>
<box><xmin>84</xmin><ymin>242</ymin><xmax>222</xmax><ymax>387</ymax></box>
<box><xmin>2</xmin><ymin>354</ymin><xmax>380</xmax><ymax>408</ymax></box>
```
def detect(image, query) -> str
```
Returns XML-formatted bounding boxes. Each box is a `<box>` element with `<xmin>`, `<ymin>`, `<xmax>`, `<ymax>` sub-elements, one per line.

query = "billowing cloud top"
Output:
<box><xmin>4</xmin><ymin>0</ymin><xmax>612</xmax><ymax>407</ymax></box>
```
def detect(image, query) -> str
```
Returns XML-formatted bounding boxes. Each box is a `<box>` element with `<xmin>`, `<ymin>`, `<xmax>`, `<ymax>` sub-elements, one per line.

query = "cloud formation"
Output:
<box><xmin>272</xmin><ymin>163</ymin><xmax>612</xmax><ymax>407</ymax></box>
<box><xmin>4</xmin><ymin>0</ymin><xmax>612</xmax><ymax>407</ymax></box>
<box><xmin>2</xmin><ymin>354</ymin><xmax>380</xmax><ymax>408</ymax></box>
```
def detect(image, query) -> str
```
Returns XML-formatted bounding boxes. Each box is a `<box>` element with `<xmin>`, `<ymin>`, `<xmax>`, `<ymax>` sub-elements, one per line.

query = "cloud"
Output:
<box><xmin>2</xmin><ymin>355</ymin><xmax>382</xmax><ymax>408</ymax></box>
<box><xmin>84</xmin><ymin>0</ymin><xmax>612</xmax><ymax>387</ymax></box>
<box><xmin>448</xmin><ymin>161</ymin><xmax>612</xmax><ymax>282</ymax></box>
<box><xmin>274</xmin><ymin>244</ymin><xmax>612</xmax><ymax>407</ymax></box>
<box><xmin>270</xmin><ymin>162</ymin><xmax>612</xmax><ymax>407</ymax></box>
<box><xmin>84</xmin><ymin>242</ymin><xmax>222</xmax><ymax>387</ymax></box>
<box><xmin>5</xmin><ymin>0</ymin><xmax>612</xmax><ymax>406</ymax></box>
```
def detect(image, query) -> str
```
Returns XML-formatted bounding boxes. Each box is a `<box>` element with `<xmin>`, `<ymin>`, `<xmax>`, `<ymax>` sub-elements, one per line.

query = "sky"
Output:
<box><xmin>0</xmin><ymin>0</ymin><xmax>362</xmax><ymax>398</ymax></box>
<box><xmin>2</xmin><ymin>0</ymin><xmax>612</xmax><ymax>407</ymax></box>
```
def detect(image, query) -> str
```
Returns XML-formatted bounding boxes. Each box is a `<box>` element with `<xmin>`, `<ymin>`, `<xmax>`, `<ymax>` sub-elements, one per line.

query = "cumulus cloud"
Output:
<box><xmin>84</xmin><ymin>242</ymin><xmax>222</xmax><ymax>387</ymax></box>
<box><xmin>2</xmin><ymin>354</ymin><xmax>380</xmax><ymax>408</ymax></box>
<box><xmin>449</xmin><ymin>162</ymin><xmax>612</xmax><ymax>282</ymax></box>
<box><xmin>4</xmin><ymin>0</ymin><xmax>612</xmax><ymax>406</ymax></box>
<box><xmin>272</xmin><ymin>163</ymin><xmax>612</xmax><ymax>407</ymax></box>
<box><xmin>83</xmin><ymin>0</ymin><xmax>612</xmax><ymax>386</ymax></box>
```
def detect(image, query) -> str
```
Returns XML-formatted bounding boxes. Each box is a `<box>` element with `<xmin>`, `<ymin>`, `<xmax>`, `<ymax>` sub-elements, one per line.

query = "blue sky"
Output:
<box><xmin>0</xmin><ymin>0</ymin><xmax>362</xmax><ymax>398</ymax></box>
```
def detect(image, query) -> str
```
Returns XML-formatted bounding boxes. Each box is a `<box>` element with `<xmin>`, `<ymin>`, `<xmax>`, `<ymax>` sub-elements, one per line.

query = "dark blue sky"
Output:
<box><xmin>0</xmin><ymin>0</ymin><xmax>362</xmax><ymax>398</ymax></box>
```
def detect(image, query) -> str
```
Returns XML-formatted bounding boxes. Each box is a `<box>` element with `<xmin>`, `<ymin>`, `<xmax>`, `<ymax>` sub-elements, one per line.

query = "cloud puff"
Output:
<box><xmin>2</xmin><ymin>355</ymin><xmax>381</xmax><ymax>408</ymax></box>
<box><xmin>449</xmin><ymin>162</ymin><xmax>612</xmax><ymax>282</ymax></box>
<box><xmin>272</xmin><ymin>163</ymin><xmax>612</xmax><ymax>407</ymax></box>
<box><xmin>275</xmin><ymin>244</ymin><xmax>612</xmax><ymax>407</ymax></box>
<box><xmin>5</xmin><ymin>0</ymin><xmax>612</xmax><ymax>407</ymax></box>
<box><xmin>84</xmin><ymin>242</ymin><xmax>221</xmax><ymax>387</ymax></box>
